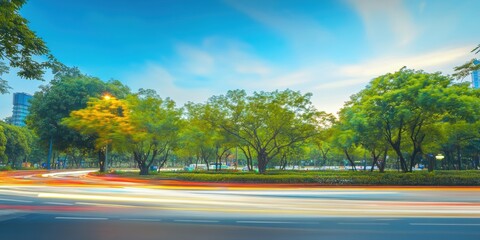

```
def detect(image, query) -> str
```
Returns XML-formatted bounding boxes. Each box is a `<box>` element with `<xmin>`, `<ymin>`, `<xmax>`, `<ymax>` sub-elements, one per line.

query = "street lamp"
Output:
<box><xmin>435</xmin><ymin>154</ymin><xmax>445</xmax><ymax>171</ymax></box>
<box><xmin>102</xmin><ymin>93</ymin><xmax>112</xmax><ymax>101</ymax></box>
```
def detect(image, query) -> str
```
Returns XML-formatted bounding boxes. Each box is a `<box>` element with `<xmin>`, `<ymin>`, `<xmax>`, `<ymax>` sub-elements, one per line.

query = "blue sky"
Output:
<box><xmin>1</xmin><ymin>0</ymin><xmax>479</xmax><ymax>118</ymax></box>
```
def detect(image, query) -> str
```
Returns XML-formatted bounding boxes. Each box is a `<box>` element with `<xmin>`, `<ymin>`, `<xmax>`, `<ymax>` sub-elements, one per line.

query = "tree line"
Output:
<box><xmin>1</xmin><ymin>65</ymin><xmax>479</xmax><ymax>174</ymax></box>
<box><xmin>1</xmin><ymin>1</ymin><xmax>480</xmax><ymax>174</ymax></box>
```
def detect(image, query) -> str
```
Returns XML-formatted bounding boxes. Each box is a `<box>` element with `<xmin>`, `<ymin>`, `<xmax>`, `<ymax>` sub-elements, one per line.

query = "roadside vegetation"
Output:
<box><xmin>109</xmin><ymin>170</ymin><xmax>480</xmax><ymax>186</ymax></box>
<box><xmin>1</xmin><ymin>1</ymin><xmax>480</xmax><ymax>179</ymax></box>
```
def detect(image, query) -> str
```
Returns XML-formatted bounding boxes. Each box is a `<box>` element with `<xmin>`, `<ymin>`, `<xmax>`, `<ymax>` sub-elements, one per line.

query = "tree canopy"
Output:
<box><xmin>342</xmin><ymin>68</ymin><xmax>480</xmax><ymax>172</ymax></box>
<box><xmin>27</xmin><ymin>67</ymin><xmax>130</xmax><ymax>171</ymax></box>
<box><xmin>205</xmin><ymin>89</ymin><xmax>323</xmax><ymax>173</ymax></box>
<box><xmin>62</xmin><ymin>92</ymin><xmax>183</xmax><ymax>174</ymax></box>
<box><xmin>453</xmin><ymin>44</ymin><xmax>480</xmax><ymax>80</ymax></box>
<box><xmin>0</xmin><ymin>0</ymin><xmax>60</xmax><ymax>94</ymax></box>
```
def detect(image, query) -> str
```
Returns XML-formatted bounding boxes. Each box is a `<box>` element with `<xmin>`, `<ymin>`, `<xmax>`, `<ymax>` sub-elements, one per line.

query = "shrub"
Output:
<box><xmin>108</xmin><ymin>170</ymin><xmax>480</xmax><ymax>186</ymax></box>
<box><xmin>0</xmin><ymin>166</ymin><xmax>12</xmax><ymax>171</ymax></box>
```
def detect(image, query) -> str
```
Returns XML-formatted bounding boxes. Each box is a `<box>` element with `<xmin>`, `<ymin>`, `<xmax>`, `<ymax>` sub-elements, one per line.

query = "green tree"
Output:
<box><xmin>182</xmin><ymin>102</ymin><xmax>237</xmax><ymax>171</ymax></box>
<box><xmin>453</xmin><ymin>44</ymin><xmax>480</xmax><ymax>80</ymax></box>
<box><xmin>62</xmin><ymin>95</ymin><xmax>132</xmax><ymax>172</ymax></box>
<box><xmin>330</xmin><ymin>124</ymin><xmax>361</xmax><ymax>171</ymax></box>
<box><xmin>0</xmin><ymin>122</ymin><xmax>32</xmax><ymax>168</ymax></box>
<box><xmin>339</xmin><ymin>102</ymin><xmax>390</xmax><ymax>172</ymax></box>
<box><xmin>27</xmin><ymin>68</ymin><xmax>130</xmax><ymax>170</ymax></box>
<box><xmin>63</xmin><ymin>92</ymin><xmax>182</xmax><ymax>175</ymax></box>
<box><xmin>347</xmin><ymin>68</ymin><xmax>480</xmax><ymax>172</ymax></box>
<box><xmin>0</xmin><ymin>0</ymin><xmax>60</xmax><ymax>94</ymax></box>
<box><xmin>181</xmin><ymin>103</ymin><xmax>216</xmax><ymax>170</ymax></box>
<box><xmin>124</xmin><ymin>93</ymin><xmax>182</xmax><ymax>175</ymax></box>
<box><xmin>436</xmin><ymin>120</ymin><xmax>480</xmax><ymax>170</ymax></box>
<box><xmin>206</xmin><ymin>89</ymin><xmax>322</xmax><ymax>173</ymax></box>
<box><xmin>310</xmin><ymin>113</ymin><xmax>336</xmax><ymax>168</ymax></box>
<box><xmin>0</xmin><ymin>124</ymin><xmax>6</xmax><ymax>162</ymax></box>
<box><xmin>0</xmin><ymin>63</ymin><xmax>10</xmax><ymax>94</ymax></box>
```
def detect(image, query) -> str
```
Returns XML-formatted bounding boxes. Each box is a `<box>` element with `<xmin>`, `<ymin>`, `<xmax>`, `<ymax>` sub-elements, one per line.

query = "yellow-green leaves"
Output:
<box><xmin>62</xmin><ymin>96</ymin><xmax>133</xmax><ymax>150</ymax></box>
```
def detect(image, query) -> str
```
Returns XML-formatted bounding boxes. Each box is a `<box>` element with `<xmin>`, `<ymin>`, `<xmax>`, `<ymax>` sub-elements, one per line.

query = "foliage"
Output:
<box><xmin>61</xmin><ymin>95</ymin><xmax>132</xmax><ymax>171</ymax></box>
<box><xmin>0</xmin><ymin>0</ymin><xmax>60</xmax><ymax>93</ymax></box>
<box><xmin>0</xmin><ymin>63</ymin><xmax>10</xmax><ymax>94</ymax></box>
<box><xmin>453</xmin><ymin>44</ymin><xmax>480</xmax><ymax>80</ymax></box>
<box><xmin>63</xmin><ymin>91</ymin><xmax>183</xmax><ymax>175</ymax></box>
<box><xmin>205</xmin><ymin>89</ymin><xmax>324</xmax><ymax>173</ymax></box>
<box><xmin>0</xmin><ymin>165</ymin><xmax>12</xmax><ymax>171</ymax></box>
<box><xmin>27</xmin><ymin>67</ymin><xmax>130</xmax><ymax>171</ymax></box>
<box><xmin>341</xmin><ymin>68</ymin><xmax>480</xmax><ymax>172</ymax></box>
<box><xmin>180</xmin><ymin>102</ymin><xmax>237</xmax><ymax>171</ymax></box>
<box><xmin>0</xmin><ymin>124</ymin><xmax>6</xmax><ymax>162</ymax></box>
<box><xmin>121</xmin><ymin>93</ymin><xmax>182</xmax><ymax>175</ymax></box>
<box><xmin>111</xmin><ymin>170</ymin><xmax>480</xmax><ymax>186</ymax></box>
<box><xmin>0</xmin><ymin>121</ymin><xmax>34</xmax><ymax>167</ymax></box>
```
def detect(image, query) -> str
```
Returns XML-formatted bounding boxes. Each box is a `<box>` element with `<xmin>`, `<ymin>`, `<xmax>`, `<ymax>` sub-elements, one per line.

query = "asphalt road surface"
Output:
<box><xmin>0</xmin><ymin>170</ymin><xmax>479</xmax><ymax>240</ymax></box>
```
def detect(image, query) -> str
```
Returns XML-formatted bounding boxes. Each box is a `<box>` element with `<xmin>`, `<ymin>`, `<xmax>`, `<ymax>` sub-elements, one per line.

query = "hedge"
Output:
<box><xmin>112</xmin><ymin>170</ymin><xmax>480</xmax><ymax>186</ymax></box>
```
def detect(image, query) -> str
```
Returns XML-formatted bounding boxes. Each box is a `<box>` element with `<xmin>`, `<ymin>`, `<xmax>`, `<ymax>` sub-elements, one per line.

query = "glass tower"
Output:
<box><xmin>472</xmin><ymin>59</ymin><xmax>480</xmax><ymax>89</ymax></box>
<box><xmin>12</xmin><ymin>92</ymin><xmax>33</xmax><ymax>127</ymax></box>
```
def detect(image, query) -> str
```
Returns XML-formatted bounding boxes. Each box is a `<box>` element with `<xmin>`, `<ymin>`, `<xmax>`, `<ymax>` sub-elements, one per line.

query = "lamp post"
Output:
<box><xmin>435</xmin><ymin>154</ymin><xmax>444</xmax><ymax>170</ymax></box>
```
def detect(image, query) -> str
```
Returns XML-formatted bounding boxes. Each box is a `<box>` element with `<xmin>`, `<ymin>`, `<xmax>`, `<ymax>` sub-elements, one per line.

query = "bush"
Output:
<box><xmin>108</xmin><ymin>170</ymin><xmax>480</xmax><ymax>186</ymax></box>
<box><xmin>0</xmin><ymin>165</ymin><xmax>12</xmax><ymax>171</ymax></box>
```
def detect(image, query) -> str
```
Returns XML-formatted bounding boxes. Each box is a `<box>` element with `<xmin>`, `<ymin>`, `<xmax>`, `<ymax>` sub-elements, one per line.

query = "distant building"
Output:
<box><xmin>12</xmin><ymin>92</ymin><xmax>33</xmax><ymax>127</ymax></box>
<box><xmin>472</xmin><ymin>59</ymin><xmax>480</xmax><ymax>89</ymax></box>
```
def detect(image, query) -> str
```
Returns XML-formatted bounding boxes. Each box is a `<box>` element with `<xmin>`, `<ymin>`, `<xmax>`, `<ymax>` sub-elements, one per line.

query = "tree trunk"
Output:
<box><xmin>391</xmin><ymin>146</ymin><xmax>408</xmax><ymax>172</ymax></box>
<box><xmin>98</xmin><ymin>150</ymin><xmax>106</xmax><ymax>172</ymax></box>
<box><xmin>427</xmin><ymin>154</ymin><xmax>434</xmax><ymax>172</ymax></box>
<box><xmin>279</xmin><ymin>153</ymin><xmax>287</xmax><ymax>170</ymax></box>
<box><xmin>343</xmin><ymin>149</ymin><xmax>357</xmax><ymax>171</ymax></box>
<box><xmin>370</xmin><ymin>150</ymin><xmax>380</xmax><ymax>172</ymax></box>
<box><xmin>239</xmin><ymin>146</ymin><xmax>254</xmax><ymax>171</ymax></box>
<box><xmin>377</xmin><ymin>150</ymin><xmax>387</xmax><ymax>173</ymax></box>
<box><xmin>139</xmin><ymin>163</ymin><xmax>149</xmax><ymax>175</ymax></box>
<box><xmin>457</xmin><ymin>146</ymin><xmax>462</xmax><ymax>170</ymax></box>
<box><xmin>258</xmin><ymin>150</ymin><xmax>268</xmax><ymax>174</ymax></box>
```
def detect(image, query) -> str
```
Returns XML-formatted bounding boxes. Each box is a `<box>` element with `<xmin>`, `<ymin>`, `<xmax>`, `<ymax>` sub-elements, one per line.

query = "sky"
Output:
<box><xmin>1</xmin><ymin>0</ymin><xmax>479</xmax><ymax>119</ymax></box>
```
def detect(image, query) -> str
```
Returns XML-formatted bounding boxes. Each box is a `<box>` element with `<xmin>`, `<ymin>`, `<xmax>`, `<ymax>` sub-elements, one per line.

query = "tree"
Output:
<box><xmin>0</xmin><ymin>122</ymin><xmax>33</xmax><ymax>168</ymax></box>
<box><xmin>347</xmin><ymin>68</ymin><xmax>480</xmax><ymax>172</ymax></box>
<box><xmin>436</xmin><ymin>120</ymin><xmax>480</xmax><ymax>170</ymax></box>
<box><xmin>339</xmin><ymin>103</ymin><xmax>390</xmax><ymax>172</ymax></box>
<box><xmin>182</xmin><ymin>102</ymin><xmax>237</xmax><ymax>171</ymax></box>
<box><xmin>27</xmin><ymin>67</ymin><xmax>130</xmax><ymax>170</ymax></box>
<box><xmin>0</xmin><ymin>63</ymin><xmax>10</xmax><ymax>94</ymax></box>
<box><xmin>453</xmin><ymin>44</ymin><xmax>480</xmax><ymax>80</ymax></box>
<box><xmin>310</xmin><ymin>113</ymin><xmax>336</xmax><ymax>168</ymax></box>
<box><xmin>63</xmin><ymin>92</ymin><xmax>183</xmax><ymax>175</ymax></box>
<box><xmin>123</xmin><ymin>93</ymin><xmax>182</xmax><ymax>175</ymax></box>
<box><xmin>0</xmin><ymin>0</ymin><xmax>60</xmax><ymax>93</ymax></box>
<box><xmin>206</xmin><ymin>89</ymin><xmax>322</xmax><ymax>173</ymax></box>
<box><xmin>181</xmin><ymin>103</ymin><xmax>216</xmax><ymax>170</ymax></box>
<box><xmin>0</xmin><ymin>124</ymin><xmax>6</xmax><ymax>162</ymax></box>
<box><xmin>62</xmin><ymin>95</ymin><xmax>132</xmax><ymax>172</ymax></box>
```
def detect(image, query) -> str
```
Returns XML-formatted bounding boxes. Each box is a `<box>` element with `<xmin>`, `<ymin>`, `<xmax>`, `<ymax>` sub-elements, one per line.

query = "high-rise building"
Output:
<box><xmin>472</xmin><ymin>59</ymin><xmax>480</xmax><ymax>89</ymax></box>
<box><xmin>12</xmin><ymin>92</ymin><xmax>33</xmax><ymax>127</ymax></box>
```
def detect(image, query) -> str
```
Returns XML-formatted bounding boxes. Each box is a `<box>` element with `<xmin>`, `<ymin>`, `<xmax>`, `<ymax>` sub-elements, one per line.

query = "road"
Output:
<box><xmin>0</xmin><ymin>170</ymin><xmax>479</xmax><ymax>239</ymax></box>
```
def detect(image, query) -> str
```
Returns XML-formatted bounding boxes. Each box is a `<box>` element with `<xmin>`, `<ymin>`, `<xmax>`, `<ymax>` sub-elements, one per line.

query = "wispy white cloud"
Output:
<box><xmin>169</xmin><ymin>37</ymin><xmax>274</xmax><ymax>88</ymax></box>
<box><xmin>123</xmin><ymin>62</ymin><xmax>213</xmax><ymax>105</ymax></box>
<box><xmin>346</xmin><ymin>0</ymin><xmax>418</xmax><ymax>48</ymax></box>
<box><xmin>121</xmin><ymin>39</ymin><xmax>473</xmax><ymax>116</ymax></box>
<box><xmin>176</xmin><ymin>44</ymin><xmax>215</xmax><ymax>76</ymax></box>
<box><xmin>332</xmin><ymin>45</ymin><xmax>472</xmax><ymax>83</ymax></box>
<box><xmin>226</xmin><ymin>0</ymin><xmax>331</xmax><ymax>48</ymax></box>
